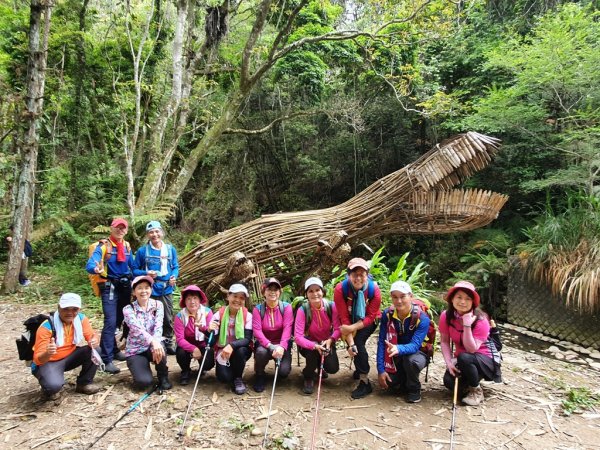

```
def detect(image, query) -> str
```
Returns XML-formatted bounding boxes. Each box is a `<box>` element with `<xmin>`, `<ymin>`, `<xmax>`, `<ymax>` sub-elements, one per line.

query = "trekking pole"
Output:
<box><xmin>87</xmin><ymin>383</ymin><xmax>158</xmax><ymax>449</ymax></box>
<box><xmin>178</xmin><ymin>331</ymin><xmax>214</xmax><ymax>439</ymax></box>
<box><xmin>310</xmin><ymin>350</ymin><xmax>327</xmax><ymax>450</ymax></box>
<box><xmin>262</xmin><ymin>357</ymin><xmax>281</xmax><ymax>449</ymax></box>
<box><xmin>449</xmin><ymin>375</ymin><xmax>459</xmax><ymax>450</ymax></box>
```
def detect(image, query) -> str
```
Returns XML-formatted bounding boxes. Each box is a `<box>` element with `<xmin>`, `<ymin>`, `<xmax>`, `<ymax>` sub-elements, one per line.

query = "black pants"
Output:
<box><xmin>299</xmin><ymin>345</ymin><xmax>339</xmax><ymax>379</ymax></box>
<box><xmin>254</xmin><ymin>344</ymin><xmax>292</xmax><ymax>378</ymax></box>
<box><xmin>176</xmin><ymin>346</ymin><xmax>215</xmax><ymax>373</ymax></box>
<box><xmin>215</xmin><ymin>346</ymin><xmax>251</xmax><ymax>383</ymax></box>
<box><xmin>126</xmin><ymin>347</ymin><xmax>168</xmax><ymax>389</ymax></box>
<box><xmin>152</xmin><ymin>294</ymin><xmax>174</xmax><ymax>348</ymax></box>
<box><xmin>387</xmin><ymin>352</ymin><xmax>428</xmax><ymax>393</ymax></box>
<box><xmin>34</xmin><ymin>346</ymin><xmax>97</xmax><ymax>394</ymax></box>
<box><xmin>443</xmin><ymin>352</ymin><xmax>495</xmax><ymax>393</ymax></box>
<box><xmin>354</xmin><ymin>322</ymin><xmax>377</xmax><ymax>375</ymax></box>
<box><xmin>100</xmin><ymin>279</ymin><xmax>131</xmax><ymax>363</ymax></box>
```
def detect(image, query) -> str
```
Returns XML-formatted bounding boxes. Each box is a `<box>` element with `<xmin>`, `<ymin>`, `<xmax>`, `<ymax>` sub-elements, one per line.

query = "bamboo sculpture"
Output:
<box><xmin>180</xmin><ymin>132</ymin><xmax>508</xmax><ymax>295</ymax></box>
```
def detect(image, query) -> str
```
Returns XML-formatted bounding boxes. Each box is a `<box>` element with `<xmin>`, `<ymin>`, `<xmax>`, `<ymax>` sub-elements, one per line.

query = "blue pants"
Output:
<box><xmin>100</xmin><ymin>279</ymin><xmax>131</xmax><ymax>364</ymax></box>
<box><xmin>34</xmin><ymin>346</ymin><xmax>97</xmax><ymax>394</ymax></box>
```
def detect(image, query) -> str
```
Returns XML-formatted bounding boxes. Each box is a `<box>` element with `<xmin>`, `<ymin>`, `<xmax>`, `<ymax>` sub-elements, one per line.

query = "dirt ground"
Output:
<box><xmin>1</xmin><ymin>300</ymin><xmax>599</xmax><ymax>450</ymax></box>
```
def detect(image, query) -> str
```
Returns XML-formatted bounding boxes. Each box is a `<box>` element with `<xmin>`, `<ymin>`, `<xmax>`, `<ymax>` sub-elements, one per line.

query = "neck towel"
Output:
<box><xmin>150</xmin><ymin>242</ymin><xmax>169</xmax><ymax>276</ymax></box>
<box><xmin>352</xmin><ymin>284</ymin><xmax>367</xmax><ymax>322</ymax></box>
<box><xmin>114</xmin><ymin>239</ymin><xmax>126</xmax><ymax>262</ymax></box>
<box><xmin>53</xmin><ymin>312</ymin><xmax>84</xmax><ymax>347</ymax></box>
<box><xmin>218</xmin><ymin>306</ymin><xmax>245</xmax><ymax>347</ymax></box>
<box><xmin>182</xmin><ymin>306</ymin><xmax>207</xmax><ymax>341</ymax></box>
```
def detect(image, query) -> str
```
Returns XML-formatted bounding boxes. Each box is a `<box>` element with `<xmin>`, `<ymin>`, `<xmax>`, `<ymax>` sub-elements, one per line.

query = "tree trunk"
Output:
<box><xmin>135</xmin><ymin>0</ymin><xmax>190</xmax><ymax>214</ymax></box>
<box><xmin>2</xmin><ymin>0</ymin><xmax>53</xmax><ymax>294</ymax></box>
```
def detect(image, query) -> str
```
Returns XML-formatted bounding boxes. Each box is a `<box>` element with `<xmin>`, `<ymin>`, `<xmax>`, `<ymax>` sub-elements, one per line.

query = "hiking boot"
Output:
<box><xmin>41</xmin><ymin>389</ymin><xmax>61</xmax><ymax>401</ymax></box>
<box><xmin>302</xmin><ymin>378</ymin><xmax>315</xmax><ymax>395</ymax></box>
<box><xmin>76</xmin><ymin>383</ymin><xmax>101</xmax><ymax>395</ymax></box>
<box><xmin>407</xmin><ymin>390</ymin><xmax>421</xmax><ymax>403</ymax></box>
<box><xmin>351</xmin><ymin>380</ymin><xmax>373</xmax><ymax>399</ymax></box>
<box><xmin>159</xmin><ymin>375</ymin><xmax>172</xmax><ymax>391</ymax></box>
<box><xmin>253</xmin><ymin>374</ymin><xmax>266</xmax><ymax>393</ymax></box>
<box><xmin>233</xmin><ymin>377</ymin><xmax>247</xmax><ymax>395</ymax></box>
<box><xmin>113</xmin><ymin>351</ymin><xmax>127</xmax><ymax>361</ymax></box>
<box><xmin>103</xmin><ymin>362</ymin><xmax>121</xmax><ymax>374</ymax></box>
<box><xmin>462</xmin><ymin>385</ymin><xmax>484</xmax><ymax>406</ymax></box>
<box><xmin>179</xmin><ymin>370</ymin><xmax>191</xmax><ymax>386</ymax></box>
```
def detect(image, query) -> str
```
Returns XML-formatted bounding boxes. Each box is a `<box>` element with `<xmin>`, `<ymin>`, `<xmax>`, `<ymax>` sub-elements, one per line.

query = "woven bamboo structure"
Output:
<box><xmin>180</xmin><ymin>132</ymin><xmax>508</xmax><ymax>294</ymax></box>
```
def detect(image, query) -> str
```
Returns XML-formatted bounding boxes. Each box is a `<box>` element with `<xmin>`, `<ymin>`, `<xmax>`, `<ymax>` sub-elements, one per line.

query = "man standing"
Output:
<box><xmin>133</xmin><ymin>221</ymin><xmax>179</xmax><ymax>354</ymax></box>
<box><xmin>333</xmin><ymin>257</ymin><xmax>381</xmax><ymax>399</ymax></box>
<box><xmin>86</xmin><ymin>218</ymin><xmax>134</xmax><ymax>373</ymax></box>
<box><xmin>32</xmin><ymin>293</ymin><xmax>101</xmax><ymax>400</ymax></box>
<box><xmin>377</xmin><ymin>281</ymin><xmax>430</xmax><ymax>403</ymax></box>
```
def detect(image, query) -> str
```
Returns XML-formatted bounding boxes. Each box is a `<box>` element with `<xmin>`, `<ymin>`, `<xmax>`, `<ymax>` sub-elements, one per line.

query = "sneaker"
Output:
<box><xmin>253</xmin><ymin>374</ymin><xmax>266</xmax><ymax>393</ymax></box>
<box><xmin>20</xmin><ymin>279</ymin><xmax>31</xmax><ymax>287</ymax></box>
<box><xmin>407</xmin><ymin>390</ymin><xmax>421</xmax><ymax>403</ymax></box>
<box><xmin>351</xmin><ymin>380</ymin><xmax>373</xmax><ymax>399</ymax></box>
<box><xmin>302</xmin><ymin>378</ymin><xmax>315</xmax><ymax>395</ymax></box>
<box><xmin>76</xmin><ymin>383</ymin><xmax>101</xmax><ymax>395</ymax></box>
<box><xmin>462</xmin><ymin>385</ymin><xmax>484</xmax><ymax>406</ymax></box>
<box><xmin>233</xmin><ymin>377</ymin><xmax>247</xmax><ymax>395</ymax></box>
<box><xmin>103</xmin><ymin>362</ymin><xmax>121</xmax><ymax>374</ymax></box>
<box><xmin>179</xmin><ymin>370</ymin><xmax>191</xmax><ymax>386</ymax></box>
<box><xmin>113</xmin><ymin>351</ymin><xmax>127</xmax><ymax>361</ymax></box>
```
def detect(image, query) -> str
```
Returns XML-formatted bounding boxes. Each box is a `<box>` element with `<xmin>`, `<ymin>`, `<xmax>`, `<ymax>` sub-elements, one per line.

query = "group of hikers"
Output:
<box><xmin>30</xmin><ymin>217</ymin><xmax>502</xmax><ymax>411</ymax></box>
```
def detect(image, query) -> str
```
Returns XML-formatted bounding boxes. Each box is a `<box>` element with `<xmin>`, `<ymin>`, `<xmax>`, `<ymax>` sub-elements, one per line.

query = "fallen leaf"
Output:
<box><xmin>144</xmin><ymin>417</ymin><xmax>153</xmax><ymax>440</ymax></box>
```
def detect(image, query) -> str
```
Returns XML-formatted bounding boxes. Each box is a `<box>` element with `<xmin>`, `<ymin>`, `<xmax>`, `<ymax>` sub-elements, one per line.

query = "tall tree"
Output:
<box><xmin>2</xmin><ymin>0</ymin><xmax>53</xmax><ymax>294</ymax></box>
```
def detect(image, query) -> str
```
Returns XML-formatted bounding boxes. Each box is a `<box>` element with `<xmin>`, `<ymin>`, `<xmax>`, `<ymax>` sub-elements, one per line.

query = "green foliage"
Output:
<box><xmin>561</xmin><ymin>387</ymin><xmax>599</xmax><ymax>416</ymax></box>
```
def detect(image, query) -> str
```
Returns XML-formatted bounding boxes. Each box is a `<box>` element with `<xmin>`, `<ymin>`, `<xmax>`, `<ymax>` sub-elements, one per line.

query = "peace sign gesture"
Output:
<box><xmin>385</xmin><ymin>340</ymin><xmax>399</xmax><ymax>358</ymax></box>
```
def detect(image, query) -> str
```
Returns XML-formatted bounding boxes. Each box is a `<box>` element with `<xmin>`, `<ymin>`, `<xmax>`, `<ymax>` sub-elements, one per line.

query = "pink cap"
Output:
<box><xmin>347</xmin><ymin>257</ymin><xmax>369</xmax><ymax>272</ymax></box>
<box><xmin>446</xmin><ymin>281</ymin><xmax>480</xmax><ymax>308</ymax></box>
<box><xmin>132</xmin><ymin>275</ymin><xmax>154</xmax><ymax>289</ymax></box>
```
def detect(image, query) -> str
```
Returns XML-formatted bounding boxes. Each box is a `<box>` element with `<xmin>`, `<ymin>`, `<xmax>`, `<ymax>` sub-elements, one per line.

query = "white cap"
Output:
<box><xmin>390</xmin><ymin>281</ymin><xmax>412</xmax><ymax>294</ymax></box>
<box><xmin>228</xmin><ymin>283</ymin><xmax>249</xmax><ymax>297</ymax></box>
<box><xmin>59</xmin><ymin>293</ymin><xmax>82</xmax><ymax>309</ymax></box>
<box><xmin>304</xmin><ymin>277</ymin><xmax>324</xmax><ymax>292</ymax></box>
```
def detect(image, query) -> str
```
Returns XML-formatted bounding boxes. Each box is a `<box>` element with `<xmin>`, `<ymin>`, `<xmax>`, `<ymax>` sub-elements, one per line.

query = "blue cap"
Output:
<box><xmin>146</xmin><ymin>221</ymin><xmax>162</xmax><ymax>232</ymax></box>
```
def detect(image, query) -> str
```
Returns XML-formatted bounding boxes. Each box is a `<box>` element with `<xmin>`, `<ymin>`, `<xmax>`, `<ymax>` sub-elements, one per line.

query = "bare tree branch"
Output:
<box><xmin>224</xmin><ymin>110</ymin><xmax>323</xmax><ymax>135</ymax></box>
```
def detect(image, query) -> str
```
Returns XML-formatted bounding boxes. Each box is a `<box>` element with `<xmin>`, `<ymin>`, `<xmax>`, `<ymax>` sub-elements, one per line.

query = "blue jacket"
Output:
<box><xmin>86</xmin><ymin>239</ymin><xmax>133</xmax><ymax>279</ymax></box>
<box><xmin>377</xmin><ymin>305</ymin><xmax>430</xmax><ymax>374</ymax></box>
<box><xmin>132</xmin><ymin>242</ymin><xmax>179</xmax><ymax>296</ymax></box>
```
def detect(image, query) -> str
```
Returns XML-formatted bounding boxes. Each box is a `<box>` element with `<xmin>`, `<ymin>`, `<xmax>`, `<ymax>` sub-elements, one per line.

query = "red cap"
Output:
<box><xmin>132</xmin><ymin>275</ymin><xmax>154</xmax><ymax>289</ymax></box>
<box><xmin>180</xmin><ymin>285</ymin><xmax>209</xmax><ymax>308</ymax></box>
<box><xmin>111</xmin><ymin>218</ymin><xmax>129</xmax><ymax>228</ymax></box>
<box><xmin>446</xmin><ymin>281</ymin><xmax>480</xmax><ymax>308</ymax></box>
<box><xmin>347</xmin><ymin>257</ymin><xmax>369</xmax><ymax>272</ymax></box>
<box><xmin>261</xmin><ymin>277</ymin><xmax>282</xmax><ymax>294</ymax></box>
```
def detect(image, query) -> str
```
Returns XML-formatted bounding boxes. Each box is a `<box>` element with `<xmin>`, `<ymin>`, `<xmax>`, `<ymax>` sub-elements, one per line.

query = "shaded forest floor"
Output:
<box><xmin>1</xmin><ymin>299</ymin><xmax>600</xmax><ymax>450</ymax></box>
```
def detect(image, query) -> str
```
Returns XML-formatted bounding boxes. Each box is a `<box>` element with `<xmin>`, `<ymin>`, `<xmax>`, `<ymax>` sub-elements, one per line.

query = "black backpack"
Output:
<box><xmin>16</xmin><ymin>313</ymin><xmax>56</xmax><ymax>363</ymax></box>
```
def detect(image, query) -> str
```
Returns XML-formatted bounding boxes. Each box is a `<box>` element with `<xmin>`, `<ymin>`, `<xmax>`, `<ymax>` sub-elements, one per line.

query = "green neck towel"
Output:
<box><xmin>218</xmin><ymin>306</ymin><xmax>245</xmax><ymax>346</ymax></box>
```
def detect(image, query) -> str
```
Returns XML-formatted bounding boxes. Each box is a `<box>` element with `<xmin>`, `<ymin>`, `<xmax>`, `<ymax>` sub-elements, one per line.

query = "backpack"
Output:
<box><xmin>16</xmin><ymin>313</ymin><xmax>56</xmax><ymax>364</ymax></box>
<box><xmin>88</xmin><ymin>238</ymin><xmax>131</xmax><ymax>297</ymax></box>
<box><xmin>256</xmin><ymin>301</ymin><xmax>289</xmax><ymax>320</ymax></box>
<box><xmin>296</xmin><ymin>299</ymin><xmax>333</xmax><ymax>336</ymax></box>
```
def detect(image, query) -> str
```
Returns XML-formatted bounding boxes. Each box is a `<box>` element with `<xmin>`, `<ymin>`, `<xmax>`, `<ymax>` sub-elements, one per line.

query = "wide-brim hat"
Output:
<box><xmin>180</xmin><ymin>284</ymin><xmax>209</xmax><ymax>307</ymax></box>
<box><xmin>446</xmin><ymin>280</ymin><xmax>480</xmax><ymax>308</ymax></box>
<box><xmin>132</xmin><ymin>275</ymin><xmax>154</xmax><ymax>289</ymax></box>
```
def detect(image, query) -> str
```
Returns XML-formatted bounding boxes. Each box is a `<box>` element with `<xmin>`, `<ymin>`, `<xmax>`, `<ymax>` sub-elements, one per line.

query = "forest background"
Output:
<box><xmin>0</xmin><ymin>0</ymin><xmax>598</xmax><ymax>314</ymax></box>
